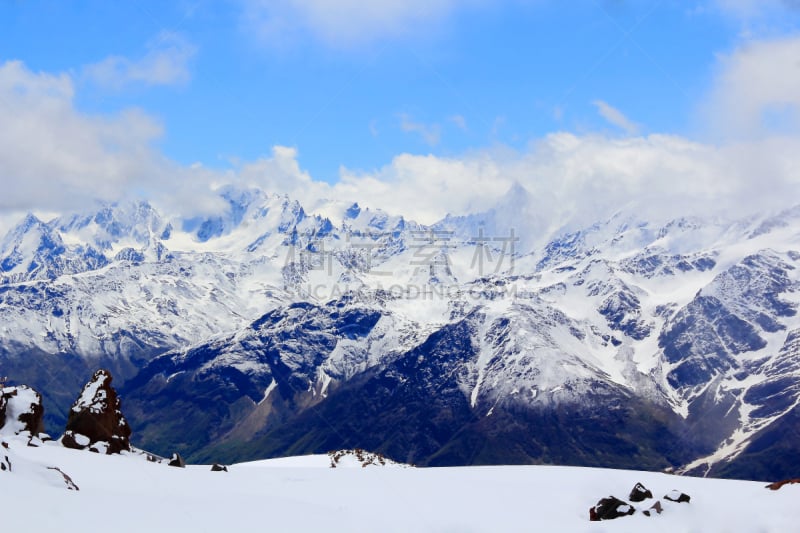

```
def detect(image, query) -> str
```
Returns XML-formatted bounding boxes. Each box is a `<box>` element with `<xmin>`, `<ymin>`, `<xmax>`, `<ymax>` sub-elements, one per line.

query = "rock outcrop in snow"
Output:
<box><xmin>766</xmin><ymin>478</ymin><xmax>800</xmax><ymax>490</ymax></box>
<box><xmin>62</xmin><ymin>370</ymin><xmax>131</xmax><ymax>454</ymax></box>
<box><xmin>0</xmin><ymin>385</ymin><xmax>45</xmax><ymax>436</ymax></box>
<box><xmin>167</xmin><ymin>452</ymin><xmax>186</xmax><ymax>468</ymax></box>
<box><xmin>629</xmin><ymin>482</ymin><xmax>653</xmax><ymax>502</ymax></box>
<box><xmin>328</xmin><ymin>449</ymin><xmax>409</xmax><ymax>468</ymax></box>
<box><xmin>589</xmin><ymin>496</ymin><xmax>636</xmax><ymax>521</ymax></box>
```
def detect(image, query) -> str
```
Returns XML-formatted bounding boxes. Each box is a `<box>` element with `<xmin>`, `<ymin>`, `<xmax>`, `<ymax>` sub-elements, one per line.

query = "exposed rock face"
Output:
<box><xmin>210</xmin><ymin>463</ymin><xmax>228</xmax><ymax>472</ymax></box>
<box><xmin>629</xmin><ymin>482</ymin><xmax>653</xmax><ymax>502</ymax></box>
<box><xmin>0</xmin><ymin>385</ymin><xmax>45</xmax><ymax>435</ymax></box>
<box><xmin>62</xmin><ymin>369</ymin><xmax>131</xmax><ymax>454</ymax></box>
<box><xmin>168</xmin><ymin>453</ymin><xmax>185</xmax><ymax>468</ymax></box>
<box><xmin>589</xmin><ymin>496</ymin><xmax>635</xmax><ymax>521</ymax></box>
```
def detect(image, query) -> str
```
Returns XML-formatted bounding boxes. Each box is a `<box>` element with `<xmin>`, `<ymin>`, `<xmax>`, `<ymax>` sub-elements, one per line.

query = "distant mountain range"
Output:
<box><xmin>2</xmin><ymin>183</ymin><xmax>799</xmax><ymax>481</ymax></box>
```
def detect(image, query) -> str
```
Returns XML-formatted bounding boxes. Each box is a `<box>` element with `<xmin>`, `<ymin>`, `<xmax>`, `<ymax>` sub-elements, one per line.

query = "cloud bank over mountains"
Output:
<box><xmin>2</xmin><ymin>2</ymin><xmax>800</xmax><ymax>233</ymax></box>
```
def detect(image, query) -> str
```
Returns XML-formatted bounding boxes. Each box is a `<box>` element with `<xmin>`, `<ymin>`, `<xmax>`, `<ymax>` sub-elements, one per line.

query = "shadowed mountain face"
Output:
<box><xmin>180</xmin><ymin>312</ymin><xmax>694</xmax><ymax>470</ymax></box>
<box><xmin>2</xmin><ymin>190</ymin><xmax>800</xmax><ymax>480</ymax></box>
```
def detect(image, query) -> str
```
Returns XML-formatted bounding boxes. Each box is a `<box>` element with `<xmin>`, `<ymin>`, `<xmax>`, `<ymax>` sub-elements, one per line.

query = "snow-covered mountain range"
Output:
<box><xmin>1</xmin><ymin>184</ymin><xmax>799</xmax><ymax>480</ymax></box>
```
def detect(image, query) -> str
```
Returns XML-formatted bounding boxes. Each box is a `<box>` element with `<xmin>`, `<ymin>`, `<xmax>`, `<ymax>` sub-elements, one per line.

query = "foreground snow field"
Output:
<box><xmin>1</xmin><ymin>435</ymin><xmax>798</xmax><ymax>532</ymax></box>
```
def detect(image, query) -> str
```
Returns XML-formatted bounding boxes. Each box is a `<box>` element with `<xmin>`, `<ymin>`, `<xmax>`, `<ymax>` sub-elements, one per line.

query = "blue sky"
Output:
<box><xmin>2</xmin><ymin>1</ymin><xmax>800</xmax><ymax>225</ymax></box>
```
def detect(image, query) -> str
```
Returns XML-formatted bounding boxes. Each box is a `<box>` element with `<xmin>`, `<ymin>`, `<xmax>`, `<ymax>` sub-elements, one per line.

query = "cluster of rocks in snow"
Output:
<box><xmin>2</xmin><ymin>369</ymin><xmax>132</xmax><ymax>456</ymax></box>
<box><xmin>589</xmin><ymin>482</ymin><xmax>690</xmax><ymax>521</ymax></box>
<box><xmin>1</xmin><ymin>369</ymin><xmax>164</xmax><ymax>492</ymax></box>
<box><xmin>328</xmin><ymin>449</ymin><xmax>408</xmax><ymax>468</ymax></box>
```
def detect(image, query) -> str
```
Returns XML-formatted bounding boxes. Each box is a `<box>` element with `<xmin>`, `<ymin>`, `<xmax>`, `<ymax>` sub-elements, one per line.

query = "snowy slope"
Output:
<box><xmin>1</xmin><ymin>433</ymin><xmax>798</xmax><ymax>532</ymax></box>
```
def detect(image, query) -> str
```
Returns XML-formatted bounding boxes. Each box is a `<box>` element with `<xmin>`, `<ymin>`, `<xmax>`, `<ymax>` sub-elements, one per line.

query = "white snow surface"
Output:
<box><xmin>71</xmin><ymin>375</ymin><xmax>106</xmax><ymax>413</ymax></box>
<box><xmin>0</xmin><ymin>434</ymin><xmax>797</xmax><ymax>532</ymax></box>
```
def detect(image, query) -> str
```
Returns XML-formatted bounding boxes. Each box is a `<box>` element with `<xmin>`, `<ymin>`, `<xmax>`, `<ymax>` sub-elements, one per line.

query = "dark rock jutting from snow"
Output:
<box><xmin>1</xmin><ymin>442</ymin><xmax>10</xmax><ymax>472</ymax></box>
<box><xmin>664</xmin><ymin>490</ymin><xmax>691</xmax><ymax>503</ymax></box>
<box><xmin>643</xmin><ymin>501</ymin><xmax>663</xmax><ymax>517</ymax></box>
<box><xmin>210</xmin><ymin>463</ymin><xmax>228</xmax><ymax>472</ymax></box>
<box><xmin>589</xmin><ymin>496</ymin><xmax>635</xmax><ymax>521</ymax></box>
<box><xmin>62</xmin><ymin>369</ymin><xmax>131</xmax><ymax>454</ymax></box>
<box><xmin>766</xmin><ymin>478</ymin><xmax>800</xmax><ymax>490</ymax></box>
<box><xmin>168</xmin><ymin>453</ymin><xmax>186</xmax><ymax>468</ymax></box>
<box><xmin>629</xmin><ymin>482</ymin><xmax>653</xmax><ymax>502</ymax></box>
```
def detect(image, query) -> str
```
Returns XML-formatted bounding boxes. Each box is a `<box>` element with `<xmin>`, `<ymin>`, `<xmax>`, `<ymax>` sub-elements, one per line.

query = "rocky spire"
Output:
<box><xmin>62</xmin><ymin>369</ymin><xmax>131</xmax><ymax>454</ymax></box>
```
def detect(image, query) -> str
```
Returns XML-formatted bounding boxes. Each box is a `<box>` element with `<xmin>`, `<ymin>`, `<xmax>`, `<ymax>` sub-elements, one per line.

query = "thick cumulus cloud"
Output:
<box><xmin>0</xmin><ymin>60</ymin><xmax>223</xmax><ymax>221</ymax></box>
<box><xmin>0</xmin><ymin>61</ymin><xmax>163</xmax><ymax>211</ymax></box>
<box><xmin>326</xmin><ymin>134</ymin><xmax>800</xmax><ymax>227</ymax></box>
<box><xmin>228</xmin><ymin>134</ymin><xmax>800</xmax><ymax>230</ymax></box>
<box><xmin>702</xmin><ymin>35</ymin><xmax>800</xmax><ymax>138</ymax></box>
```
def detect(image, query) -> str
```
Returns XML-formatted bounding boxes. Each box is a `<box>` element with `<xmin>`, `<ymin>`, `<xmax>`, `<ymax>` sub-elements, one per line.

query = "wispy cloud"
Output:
<box><xmin>449</xmin><ymin>114</ymin><xmax>468</xmax><ymax>131</ymax></box>
<box><xmin>241</xmin><ymin>0</ymin><xmax>475</xmax><ymax>48</ymax></box>
<box><xmin>83</xmin><ymin>31</ymin><xmax>196</xmax><ymax>89</ymax></box>
<box><xmin>714</xmin><ymin>0</ymin><xmax>800</xmax><ymax>19</ymax></box>
<box><xmin>398</xmin><ymin>113</ymin><xmax>441</xmax><ymax>146</ymax></box>
<box><xmin>592</xmin><ymin>100</ymin><xmax>640</xmax><ymax>135</ymax></box>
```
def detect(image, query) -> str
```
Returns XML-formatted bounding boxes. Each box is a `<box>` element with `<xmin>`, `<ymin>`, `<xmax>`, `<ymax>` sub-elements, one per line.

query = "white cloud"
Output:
<box><xmin>322</xmin><ymin>133</ymin><xmax>800</xmax><ymax>228</ymax></box>
<box><xmin>398</xmin><ymin>113</ymin><xmax>442</xmax><ymax>146</ymax></box>
<box><xmin>0</xmin><ymin>60</ymin><xmax>162</xmax><ymax>211</ymax></box>
<box><xmin>3</xmin><ymin>51</ymin><xmax>800</xmax><ymax>240</ymax></box>
<box><xmin>235</xmin><ymin>146</ymin><xmax>332</xmax><ymax>202</ymax></box>
<box><xmin>83</xmin><ymin>32</ymin><xmax>196</xmax><ymax>89</ymax></box>
<box><xmin>242</xmin><ymin>0</ymin><xmax>471</xmax><ymax>47</ymax></box>
<box><xmin>592</xmin><ymin>100</ymin><xmax>640</xmax><ymax>135</ymax></box>
<box><xmin>0</xmin><ymin>60</ymin><xmax>224</xmax><ymax>217</ymax></box>
<box><xmin>702</xmin><ymin>35</ymin><xmax>800</xmax><ymax>138</ymax></box>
